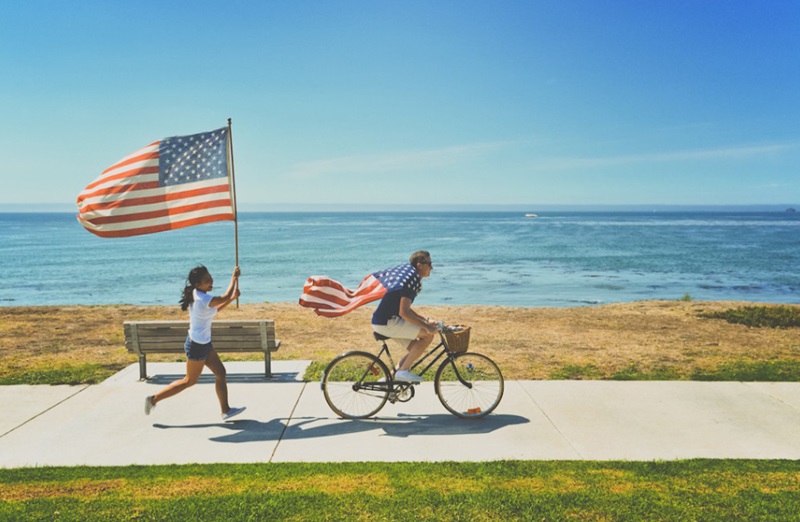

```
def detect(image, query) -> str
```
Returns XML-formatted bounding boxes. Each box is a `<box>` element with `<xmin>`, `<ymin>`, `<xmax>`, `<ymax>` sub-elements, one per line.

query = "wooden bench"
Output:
<box><xmin>124</xmin><ymin>320</ymin><xmax>280</xmax><ymax>380</ymax></box>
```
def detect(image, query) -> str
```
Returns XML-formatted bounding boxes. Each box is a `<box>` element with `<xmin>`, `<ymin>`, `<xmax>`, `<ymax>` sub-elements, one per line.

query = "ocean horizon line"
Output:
<box><xmin>2</xmin><ymin>203</ymin><xmax>799</xmax><ymax>213</ymax></box>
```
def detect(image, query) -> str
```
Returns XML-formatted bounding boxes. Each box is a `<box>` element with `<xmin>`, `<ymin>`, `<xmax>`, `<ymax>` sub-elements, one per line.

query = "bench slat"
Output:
<box><xmin>125</xmin><ymin>320</ymin><xmax>273</xmax><ymax>327</ymax></box>
<box><xmin>125</xmin><ymin>340</ymin><xmax>279</xmax><ymax>351</ymax></box>
<box><xmin>128</xmin><ymin>332</ymin><xmax>275</xmax><ymax>341</ymax></box>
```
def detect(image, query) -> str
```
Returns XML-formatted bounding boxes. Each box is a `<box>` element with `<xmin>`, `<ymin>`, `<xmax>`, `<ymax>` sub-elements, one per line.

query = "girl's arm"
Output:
<box><xmin>209</xmin><ymin>266</ymin><xmax>240</xmax><ymax>309</ymax></box>
<box><xmin>214</xmin><ymin>281</ymin><xmax>240</xmax><ymax>312</ymax></box>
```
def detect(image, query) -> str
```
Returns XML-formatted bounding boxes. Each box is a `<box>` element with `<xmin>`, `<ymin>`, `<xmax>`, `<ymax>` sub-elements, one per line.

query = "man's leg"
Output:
<box><xmin>396</xmin><ymin>329</ymin><xmax>435</xmax><ymax>372</ymax></box>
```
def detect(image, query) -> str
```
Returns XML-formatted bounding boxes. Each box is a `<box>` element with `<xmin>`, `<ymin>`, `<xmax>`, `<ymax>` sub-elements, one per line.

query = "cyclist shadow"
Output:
<box><xmin>153</xmin><ymin>413</ymin><xmax>529</xmax><ymax>444</ymax></box>
<box><xmin>379</xmin><ymin>413</ymin><xmax>529</xmax><ymax>438</ymax></box>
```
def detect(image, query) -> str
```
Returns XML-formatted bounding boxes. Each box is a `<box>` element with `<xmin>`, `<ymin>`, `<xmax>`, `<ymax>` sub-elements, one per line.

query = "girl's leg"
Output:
<box><xmin>151</xmin><ymin>359</ymin><xmax>206</xmax><ymax>405</ymax></box>
<box><xmin>204</xmin><ymin>350</ymin><xmax>231</xmax><ymax>414</ymax></box>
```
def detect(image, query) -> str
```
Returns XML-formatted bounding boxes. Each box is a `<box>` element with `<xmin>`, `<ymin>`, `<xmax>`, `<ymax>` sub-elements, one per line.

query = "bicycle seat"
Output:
<box><xmin>373</xmin><ymin>332</ymin><xmax>391</xmax><ymax>341</ymax></box>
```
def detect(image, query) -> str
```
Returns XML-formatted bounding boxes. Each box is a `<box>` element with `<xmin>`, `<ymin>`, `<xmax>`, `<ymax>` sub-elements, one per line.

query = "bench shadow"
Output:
<box><xmin>153</xmin><ymin>413</ymin><xmax>529</xmax><ymax>444</ymax></box>
<box><xmin>146</xmin><ymin>372</ymin><xmax>301</xmax><ymax>384</ymax></box>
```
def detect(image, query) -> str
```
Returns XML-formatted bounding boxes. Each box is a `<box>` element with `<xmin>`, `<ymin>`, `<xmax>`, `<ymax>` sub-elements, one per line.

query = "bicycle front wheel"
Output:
<box><xmin>435</xmin><ymin>352</ymin><xmax>504</xmax><ymax>419</ymax></box>
<box><xmin>322</xmin><ymin>351</ymin><xmax>390</xmax><ymax>419</ymax></box>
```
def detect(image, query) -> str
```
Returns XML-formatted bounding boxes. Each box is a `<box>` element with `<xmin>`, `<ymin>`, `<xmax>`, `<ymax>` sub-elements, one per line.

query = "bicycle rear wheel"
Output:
<box><xmin>434</xmin><ymin>352</ymin><xmax>504</xmax><ymax>418</ymax></box>
<box><xmin>322</xmin><ymin>351</ymin><xmax>390</xmax><ymax>419</ymax></box>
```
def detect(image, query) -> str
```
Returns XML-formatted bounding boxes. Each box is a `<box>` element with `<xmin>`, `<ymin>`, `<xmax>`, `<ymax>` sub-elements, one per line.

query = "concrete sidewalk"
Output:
<box><xmin>1</xmin><ymin>361</ymin><xmax>799</xmax><ymax>468</ymax></box>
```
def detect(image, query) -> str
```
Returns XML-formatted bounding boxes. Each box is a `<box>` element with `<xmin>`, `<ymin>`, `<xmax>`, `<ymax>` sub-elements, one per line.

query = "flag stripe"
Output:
<box><xmin>77</xmin><ymin>205</ymin><xmax>233</xmax><ymax>231</ymax></box>
<box><xmin>79</xmin><ymin>144</ymin><xmax>160</xmax><ymax>192</ymax></box>
<box><xmin>80</xmin><ymin>180</ymin><xmax>161</xmax><ymax>202</ymax></box>
<box><xmin>78</xmin><ymin>180</ymin><xmax>230</xmax><ymax>213</ymax></box>
<box><xmin>298</xmin><ymin>275</ymin><xmax>387</xmax><ymax>317</ymax></box>
<box><xmin>76</xmin><ymin>128</ymin><xmax>233</xmax><ymax>238</ymax></box>
<box><xmin>82</xmin><ymin>164</ymin><xmax>159</xmax><ymax>193</ymax></box>
<box><xmin>101</xmin><ymin>149</ymin><xmax>159</xmax><ymax>176</ymax></box>
<box><xmin>84</xmin><ymin>199</ymin><xmax>232</xmax><ymax>225</ymax></box>
<box><xmin>77</xmin><ymin>212</ymin><xmax>234</xmax><ymax>238</ymax></box>
<box><xmin>79</xmin><ymin>188</ymin><xmax>231</xmax><ymax>218</ymax></box>
<box><xmin>77</xmin><ymin>205</ymin><xmax>234</xmax><ymax>231</ymax></box>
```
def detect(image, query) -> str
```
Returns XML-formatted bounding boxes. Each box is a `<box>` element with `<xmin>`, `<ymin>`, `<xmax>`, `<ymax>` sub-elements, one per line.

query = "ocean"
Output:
<box><xmin>1</xmin><ymin>211</ymin><xmax>798</xmax><ymax>308</ymax></box>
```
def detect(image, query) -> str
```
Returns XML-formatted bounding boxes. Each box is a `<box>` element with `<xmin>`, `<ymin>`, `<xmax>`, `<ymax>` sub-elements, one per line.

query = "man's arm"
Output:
<box><xmin>398</xmin><ymin>297</ymin><xmax>437</xmax><ymax>334</ymax></box>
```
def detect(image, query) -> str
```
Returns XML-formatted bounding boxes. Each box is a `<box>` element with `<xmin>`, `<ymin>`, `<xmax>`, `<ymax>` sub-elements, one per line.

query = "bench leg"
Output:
<box><xmin>139</xmin><ymin>355</ymin><xmax>147</xmax><ymax>380</ymax></box>
<box><xmin>264</xmin><ymin>352</ymin><xmax>272</xmax><ymax>379</ymax></box>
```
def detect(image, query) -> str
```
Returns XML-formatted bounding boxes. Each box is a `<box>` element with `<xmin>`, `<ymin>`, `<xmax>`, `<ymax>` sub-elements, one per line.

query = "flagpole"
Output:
<box><xmin>227</xmin><ymin>117</ymin><xmax>240</xmax><ymax>308</ymax></box>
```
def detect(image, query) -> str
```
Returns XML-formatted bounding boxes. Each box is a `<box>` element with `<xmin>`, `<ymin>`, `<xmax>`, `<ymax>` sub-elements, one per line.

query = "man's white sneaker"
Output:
<box><xmin>144</xmin><ymin>396</ymin><xmax>155</xmax><ymax>415</ymax></box>
<box><xmin>222</xmin><ymin>406</ymin><xmax>246</xmax><ymax>421</ymax></box>
<box><xmin>394</xmin><ymin>370</ymin><xmax>422</xmax><ymax>383</ymax></box>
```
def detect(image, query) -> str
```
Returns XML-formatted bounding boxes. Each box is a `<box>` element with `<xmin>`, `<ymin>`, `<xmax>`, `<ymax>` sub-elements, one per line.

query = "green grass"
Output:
<box><xmin>8</xmin><ymin>359</ymin><xmax>780</xmax><ymax>386</ymax></box>
<box><xmin>692</xmin><ymin>360</ymin><xmax>800</xmax><ymax>381</ymax></box>
<box><xmin>550</xmin><ymin>362</ymin><xmax>685</xmax><ymax>381</ymax></box>
<box><xmin>6</xmin><ymin>358</ymin><xmax>800</xmax><ymax>386</ymax></box>
<box><xmin>549</xmin><ymin>363</ymin><xmax>605</xmax><ymax>380</ymax></box>
<box><xmin>1</xmin><ymin>461</ymin><xmax>798</xmax><ymax>521</ymax></box>
<box><xmin>701</xmin><ymin>305</ymin><xmax>800</xmax><ymax>328</ymax></box>
<box><xmin>611</xmin><ymin>362</ymin><xmax>683</xmax><ymax>381</ymax></box>
<box><xmin>303</xmin><ymin>360</ymin><xmax>327</xmax><ymax>381</ymax></box>
<box><xmin>548</xmin><ymin>360</ymin><xmax>800</xmax><ymax>382</ymax></box>
<box><xmin>0</xmin><ymin>364</ymin><xmax>117</xmax><ymax>385</ymax></box>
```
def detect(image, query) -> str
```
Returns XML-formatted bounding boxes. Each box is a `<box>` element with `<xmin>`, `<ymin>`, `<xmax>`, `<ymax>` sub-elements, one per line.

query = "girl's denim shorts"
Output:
<box><xmin>184</xmin><ymin>336</ymin><xmax>213</xmax><ymax>361</ymax></box>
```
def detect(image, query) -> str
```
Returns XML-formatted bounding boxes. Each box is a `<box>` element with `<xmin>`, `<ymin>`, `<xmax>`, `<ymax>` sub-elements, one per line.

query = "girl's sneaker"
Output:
<box><xmin>222</xmin><ymin>406</ymin><xmax>246</xmax><ymax>421</ymax></box>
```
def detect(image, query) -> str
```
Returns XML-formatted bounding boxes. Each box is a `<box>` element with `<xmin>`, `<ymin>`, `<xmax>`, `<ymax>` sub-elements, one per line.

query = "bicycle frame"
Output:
<box><xmin>375</xmin><ymin>331</ymin><xmax>474</xmax><ymax>389</ymax></box>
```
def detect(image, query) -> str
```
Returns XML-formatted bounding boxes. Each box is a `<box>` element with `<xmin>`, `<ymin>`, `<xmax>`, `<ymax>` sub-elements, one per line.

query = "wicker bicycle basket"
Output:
<box><xmin>443</xmin><ymin>326</ymin><xmax>471</xmax><ymax>353</ymax></box>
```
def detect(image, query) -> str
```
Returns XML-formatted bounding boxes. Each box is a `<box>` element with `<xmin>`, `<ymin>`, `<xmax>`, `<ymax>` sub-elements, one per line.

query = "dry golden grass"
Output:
<box><xmin>1</xmin><ymin>300</ymin><xmax>799</xmax><ymax>380</ymax></box>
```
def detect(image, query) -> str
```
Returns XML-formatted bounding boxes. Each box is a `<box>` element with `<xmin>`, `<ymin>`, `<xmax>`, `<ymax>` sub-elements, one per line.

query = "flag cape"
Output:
<box><xmin>76</xmin><ymin>127</ymin><xmax>233</xmax><ymax>238</ymax></box>
<box><xmin>299</xmin><ymin>274</ymin><xmax>387</xmax><ymax>317</ymax></box>
<box><xmin>299</xmin><ymin>263</ymin><xmax>420</xmax><ymax>317</ymax></box>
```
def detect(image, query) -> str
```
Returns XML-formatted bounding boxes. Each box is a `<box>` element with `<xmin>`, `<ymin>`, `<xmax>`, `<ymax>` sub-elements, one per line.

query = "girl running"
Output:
<box><xmin>144</xmin><ymin>265</ymin><xmax>245</xmax><ymax>421</ymax></box>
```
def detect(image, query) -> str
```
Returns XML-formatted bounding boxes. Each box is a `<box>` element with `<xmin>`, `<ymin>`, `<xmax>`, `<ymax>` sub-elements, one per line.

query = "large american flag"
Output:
<box><xmin>76</xmin><ymin>127</ymin><xmax>234</xmax><ymax>238</ymax></box>
<box><xmin>299</xmin><ymin>263</ymin><xmax>421</xmax><ymax>317</ymax></box>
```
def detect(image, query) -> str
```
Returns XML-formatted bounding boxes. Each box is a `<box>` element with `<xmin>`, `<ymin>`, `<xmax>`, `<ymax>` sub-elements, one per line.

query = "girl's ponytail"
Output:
<box><xmin>179</xmin><ymin>265</ymin><xmax>209</xmax><ymax>311</ymax></box>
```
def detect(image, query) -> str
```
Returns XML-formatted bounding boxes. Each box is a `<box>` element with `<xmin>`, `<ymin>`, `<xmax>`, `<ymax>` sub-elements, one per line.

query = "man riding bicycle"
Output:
<box><xmin>314</xmin><ymin>251</ymin><xmax>505</xmax><ymax>420</ymax></box>
<box><xmin>370</xmin><ymin>250</ymin><xmax>439</xmax><ymax>383</ymax></box>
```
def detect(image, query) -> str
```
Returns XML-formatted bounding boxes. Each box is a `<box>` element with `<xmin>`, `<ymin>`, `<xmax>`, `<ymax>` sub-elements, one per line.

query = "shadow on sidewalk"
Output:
<box><xmin>153</xmin><ymin>413</ymin><xmax>529</xmax><ymax>444</ymax></box>
<box><xmin>145</xmin><ymin>372</ymin><xmax>303</xmax><ymax>384</ymax></box>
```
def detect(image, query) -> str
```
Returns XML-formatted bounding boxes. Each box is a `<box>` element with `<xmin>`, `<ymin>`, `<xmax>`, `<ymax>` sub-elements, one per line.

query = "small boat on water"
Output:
<box><xmin>524</xmin><ymin>213</ymin><xmax>538</xmax><ymax>218</ymax></box>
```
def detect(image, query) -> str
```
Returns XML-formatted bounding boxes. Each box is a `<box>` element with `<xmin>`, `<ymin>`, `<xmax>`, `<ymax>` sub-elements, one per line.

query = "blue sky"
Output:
<box><xmin>2</xmin><ymin>1</ymin><xmax>798</xmax><ymax>210</ymax></box>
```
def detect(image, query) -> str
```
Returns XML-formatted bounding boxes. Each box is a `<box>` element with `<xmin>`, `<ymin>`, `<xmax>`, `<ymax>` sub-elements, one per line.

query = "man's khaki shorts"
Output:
<box><xmin>372</xmin><ymin>316</ymin><xmax>421</xmax><ymax>349</ymax></box>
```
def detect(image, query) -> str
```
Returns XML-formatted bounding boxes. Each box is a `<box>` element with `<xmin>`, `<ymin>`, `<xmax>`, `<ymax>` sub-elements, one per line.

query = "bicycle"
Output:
<box><xmin>321</xmin><ymin>325</ymin><xmax>504</xmax><ymax>419</ymax></box>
